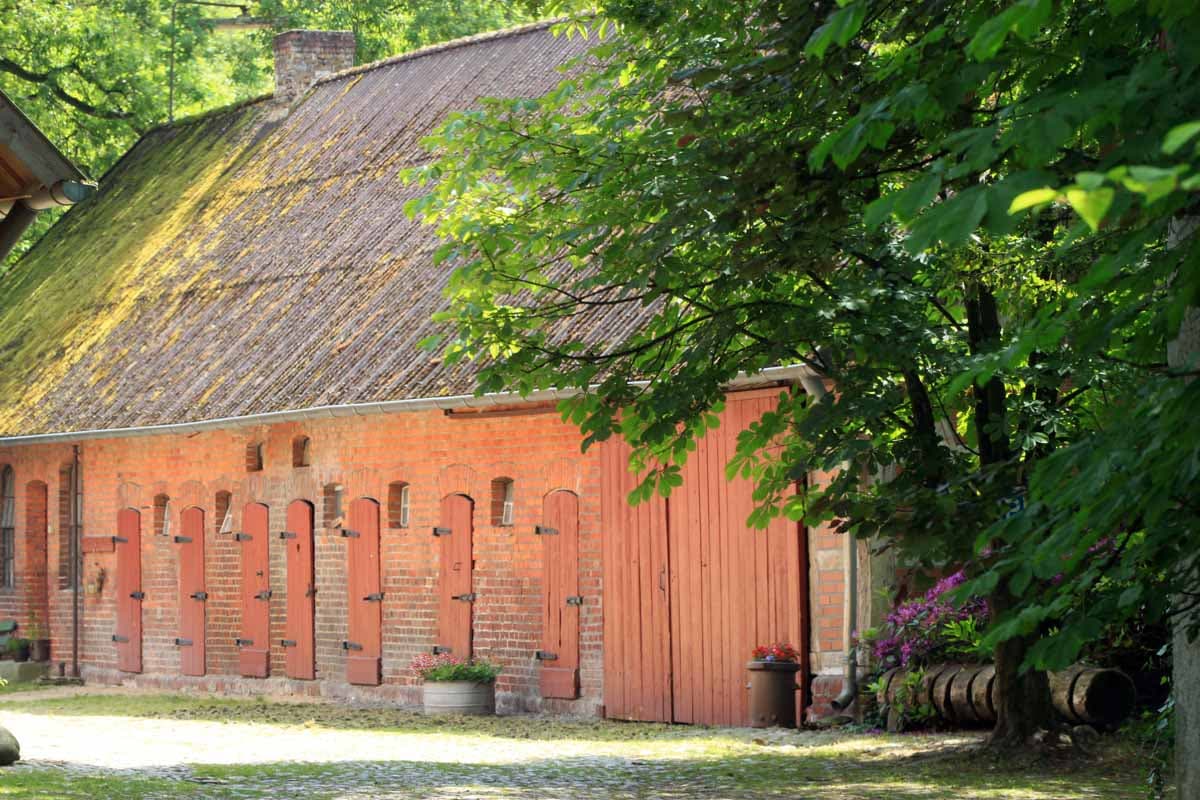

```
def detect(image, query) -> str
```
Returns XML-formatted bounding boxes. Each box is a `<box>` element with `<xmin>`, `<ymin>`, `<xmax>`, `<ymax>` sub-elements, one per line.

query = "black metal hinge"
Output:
<box><xmin>112</xmin><ymin>535</ymin><xmax>129</xmax><ymax>544</ymax></box>
<box><xmin>280</xmin><ymin>639</ymin><xmax>297</xmax><ymax>647</ymax></box>
<box><xmin>234</xmin><ymin>533</ymin><xmax>252</xmax><ymax>541</ymax></box>
<box><xmin>566</xmin><ymin>595</ymin><xmax>584</xmax><ymax>606</ymax></box>
<box><xmin>175</xmin><ymin>638</ymin><xmax>193</xmax><ymax>647</ymax></box>
<box><xmin>342</xmin><ymin>640</ymin><xmax>363</xmax><ymax>651</ymax></box>
<box><xmin>340</xmin><ymin>528</ymin><xmax>360</xmax><ymax>538</ymax></box>
<box><xmin>452</xmin><ymin>592</ymin><xmax>477</xmax><ymax>603</ymax></box>
<box><xmin>432</xmin><ymin>526</ymin><xmax>452</xmax><ymax>537</ymax></box>
<box><xmin>190</xmin><ymin>591</ymin><xmax>208</xmax><ymax>601</ymax></box>
<box><xmin>235</xmin><ymin>638</ymin><xmax>253</xmax><ymax>647</ymax></box>
<box><xmin>279</xmin><ymin>531</ymin><xmax>297</xmax><ymax>539</ymax></box>
<box><xmin>173</xmin><ymin>535</ymin><xmax>193</xmax><ymax>544</ymax></box>
<box><xmin>255</xmin><ymin>589</ymin><xmax>273</xmax><ymax>601</ymax></box>
<box><xmin>129</xmin><ymin>591</ymin><xmax>145</xmax><ymax>600</ymax></box>
<box><xmin>112</xmin><ymin>634</ymin><xmax>129</xmax><ymax>643</ymax></box>
<box><xmin>432</xmin><ymin>645</ymin><xmax>452</xmax><ymax>655</ymax></box>
<box><xmin>362</xmin><ymin>592</ymin><xmax>384</xmax><ymax>602</ymax></box>
<box><xmin>535</xmin><ymin>650</ymin><xmax>558</xmax><ymax>661</ymax></box>
<box><xmin>534</xmin><ymin>525</ymin><xmax>559</xmax><ymax>536</ymax></box>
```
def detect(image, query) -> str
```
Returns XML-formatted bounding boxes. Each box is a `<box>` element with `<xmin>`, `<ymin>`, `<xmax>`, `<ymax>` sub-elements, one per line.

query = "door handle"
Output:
<box><xmin>363</xmin><ymin>592</ymin><xmax>383</xmax><ymax>602</ymax></box>
<box><xmin>191</xmin><ymin>591</ymin><xmax>208</xmax><ymax>601</ymax></box>
<box><xmin>129</xmin><ymin>591</ymin><xmax>145</xmax><ymax>600</ymax></box>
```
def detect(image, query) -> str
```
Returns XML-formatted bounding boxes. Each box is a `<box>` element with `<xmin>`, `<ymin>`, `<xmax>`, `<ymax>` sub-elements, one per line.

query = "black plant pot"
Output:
<box><xmin>30</xmin><ymin>639</ymin><xmax>50</xmax><ymax>662</ymax></box>
<box><xmin>11</xmin><ymin>643</ymin><xmax>30</xmax><ymax>663</ymax></box>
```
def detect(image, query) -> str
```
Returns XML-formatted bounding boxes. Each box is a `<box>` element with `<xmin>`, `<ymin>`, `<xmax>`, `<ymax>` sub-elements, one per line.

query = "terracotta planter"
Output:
<box><xmin>747</xmin><ymin>660</ymin><xmax>801</xmax><ymax>728</ymax></box>
<box><xmin>422</xmin><ymin>680</ymin><xmax>496</xmax><ymax>715</ymax></box>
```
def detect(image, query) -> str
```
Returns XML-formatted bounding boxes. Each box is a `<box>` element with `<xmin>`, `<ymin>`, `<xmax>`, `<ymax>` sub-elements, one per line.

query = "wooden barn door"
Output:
<box><xmin>238</xmin><ymin>502</ymin><xmax>271</xmax><ymax>678</ymax></box>
<box><xmin>600</xmin><ymin>439</ymin><xmax>672</xmax><ymax>722</ymax></box>
<box><xmin>177</xmin><ymin>507</ymin><xmax>206</xmax><ymax>676</ymax></box>
<box><xmin>345</xmin><ymin>497</ymin><xmax>382</xmax><ymax>685</ymax></box>
<box><xmin>114</xmin><ymin>508</ymin><xmax>143</xmax><ymax>673</ymax></box>
<box><xmin>284</xmin><ymin>500</ymin><xmax>316</xmax><ymax>680</ymax></box>
<box><xmin>436</xmin><ymin>494</ymin><xmax>474</xmax><ymax>659</ymax></box>
<box><xmin>539</xmin><ymin>491</ymin><xmax>581</xmax><ymax>699</ymax></box>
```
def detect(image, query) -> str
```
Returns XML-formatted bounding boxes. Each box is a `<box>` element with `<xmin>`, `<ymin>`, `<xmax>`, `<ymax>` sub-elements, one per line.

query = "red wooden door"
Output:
<box><xmin>436</xmin><ymin>494</ymin><xmax>474</xmax><ymax>659</ymax></box>
<box><xmin>178</xmin><ymin>506</ymin><xmax>206</xmax><ymax>676</ymax></box>
<box><xmin>114</xmin><ymin>508</ymin><xmax>142</xmax><ymax>673</ymax></box>
<box><xmin>539</xmin><ymin>491</ymin><xmax>580</xmax><ymax>699</ymax></box>
<box><xmin>345</xmin><ymin>497</ymin><xmax>382</xmax><ymax>685</ymax></box>
<box><xmin>600</xmin><ymin>438</ymin><xmax>672</xmax><ymax>722</ymax></box>
<box><xmin>284</xmin><ymin>500</ymin><xmax>316</xmax><ymax>680</ymax></box>
<box><xmin>239</xmin><ymin>502</ymin><xmax>271</xmax><ymax>678</ymax></box>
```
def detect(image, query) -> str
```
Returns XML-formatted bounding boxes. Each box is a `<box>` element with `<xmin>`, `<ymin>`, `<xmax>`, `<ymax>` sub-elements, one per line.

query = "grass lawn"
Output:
<box><xmin>0</xmin><ymin>692</ymin><xmax>1164</xmax><ymax>799</ymax></box>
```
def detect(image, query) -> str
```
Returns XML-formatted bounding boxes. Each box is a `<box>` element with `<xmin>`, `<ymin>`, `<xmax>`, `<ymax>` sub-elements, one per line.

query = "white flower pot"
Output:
<box><xmin>422</xmin><ymin>680</ymin><xmax>496</xmax><ymax>715</ymax></box>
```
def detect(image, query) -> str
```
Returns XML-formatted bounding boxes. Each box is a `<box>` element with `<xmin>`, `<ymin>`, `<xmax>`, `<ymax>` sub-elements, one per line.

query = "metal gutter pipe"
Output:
<box><xmin>0</xmin><ymin>364</ymin><xmax>818</xmax><ymax>447</ymax></box>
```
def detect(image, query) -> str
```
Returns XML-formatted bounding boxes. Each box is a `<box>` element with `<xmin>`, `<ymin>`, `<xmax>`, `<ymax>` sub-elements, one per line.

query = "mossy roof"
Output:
<box><xmin>0</xmin><ymin>22</ymin><xmax>610</xmax><ymax>438</ymax></box>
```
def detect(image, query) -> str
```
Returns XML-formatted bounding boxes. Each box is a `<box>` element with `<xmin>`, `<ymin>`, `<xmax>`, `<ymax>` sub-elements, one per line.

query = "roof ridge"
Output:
<box><xmin>313</xmin><ymin>17</ymin><xmax>569</xmax><ymax>87</ymax></box>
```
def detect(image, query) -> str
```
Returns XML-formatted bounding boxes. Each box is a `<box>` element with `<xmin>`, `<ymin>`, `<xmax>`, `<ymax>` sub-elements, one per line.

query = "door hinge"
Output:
<box><xmin>362</xmin><ymin>592</ymin><xmax>384</xmax><ymax>602</ymax></box>
<box><xmin>534</xmin><ymin>525</ymin><xmax>559</xmax><ymax>536</ymax></box>
<box><xmin>342</xmin><ymin>640</ymin><xmax>363</xmax><ymax>651</ymax></box>
<box><xmin>254</xmin><ymin>589</ymin><xmax>273</xmax><ymax>601</ymax></box>
<box><xmin>112</xmin><ymin>535</ymin><xmax>129</xmax><ymax>544</ymax></box>
<box><xmin>235</xmin><ymin>638</ymin><xmax>254</xmax><ymax>647</ymax></box>
<box><xmin>535</xmin><ymin>650</ymin><xmax>558</xmax><ymax>661</ymax></box>
<box><xmin>129</xmin><ymin>591</ymin><xmax>145</xmax><ymax>600</ymax></box>
<box><xmin>432</xmin><ymin>526</ymin><xmax>452</xmax><ymax>537</ymax></box>
<box><xmin>279</xmin><ymin>531</ymin><xmax>297</xmax><ymax>539</ymax></box>
<box><xmin>281</xmin><ymin>639</ymin><xmax>297</xmax><ymax>647</ymax></box>
<box><xmin>340</xmin><ymin>528</ymin><xmax>360</xmax><ymax>538</ymax></box>
<box><xmin>112</xmin><ymin>634</ymin><xmax>129</xmax><ymax>643</ymax></box>
<box><xmin>452</xmin><ymin>592</ymin><xmax>477</xmax><ymax>603</ymax></box>
<box><xmin>175</xmin><ymin>638</ymin><xmax>193</xmax><ymax>647</ymax></box>
<box><xmin>305</xmin><ymin>586</ymin><xmax>316</xmax><ymax>598</ymax></box>
<box><xmin>432</xmin><ymin>645</ymin><xmax>452</xmax><ymax>655</ymax></box>
<box><xmin>233</xmin><ymin>532</ymin><xmax>252</xmax><ymax>541</ymax></box>
<box><xmin>190</xmin><ymin>591</ymin><xmax>208</xmax><ymax>601</ymax></box>
<box><xmin>173</xmin><ymin>535</ymin><xmax>193</xmax><ymax>544</ymax></box>
<box><xmin>566</xmin><ymin>595</ymin><xmax>584</xmax><ymax>606</ymax></box>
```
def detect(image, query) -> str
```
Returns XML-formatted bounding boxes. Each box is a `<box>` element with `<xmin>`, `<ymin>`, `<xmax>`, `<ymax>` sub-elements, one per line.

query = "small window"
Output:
<box><xmin>246</xmin><ymin>442</ymin><xmax>264</xmax><ymax>472</ymax></box>
<box><xmin>388</xmin><ymin>482</ymin><xmax>410</xmax><ymax>528</ymax></box>
<box><xmin>323</xmin><ymin>483</ymin><xmax>344</xmax><ymax>528</ymax></box>
<box><xmin>292</xmin><ymin>436</ymin><xmax>311</xmax><ymax>468</ymax></box>
<box><xmin>215</xmin><ymin>490</ymin><xmax>233</xmax><ymax>535</ymax></box>
<box><xmin>153</xmin><ymin>494</ymin><xmax>171</xmax><ymax>537</ymax></box>
<box><xmin>490</xmin><ymin>477</ymin><xmax>514</xmax><ymax>527</ymax></box>
<box><xmin>0</xmin><ymin>466</ymin><xmax>14</xmax><ymax>588</ymax></box>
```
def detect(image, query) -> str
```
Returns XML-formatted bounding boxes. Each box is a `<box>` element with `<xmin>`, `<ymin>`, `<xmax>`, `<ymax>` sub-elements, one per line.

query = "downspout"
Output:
<box><xmin>70</xmin><ymin>445</ymin><xmax>81</xmax><ymax>678</ymax></box>
<box><xmin>799</xmin><ymin>372</ymin><xmax>859</xmax><ymax>712</ymax></box>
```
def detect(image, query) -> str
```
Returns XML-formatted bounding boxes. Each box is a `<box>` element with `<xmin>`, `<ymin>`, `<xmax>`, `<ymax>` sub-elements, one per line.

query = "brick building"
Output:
<box><xmin>0</xmin><ymin>22</ymin><xmax>865</xmax><ymax>724</ymax></box>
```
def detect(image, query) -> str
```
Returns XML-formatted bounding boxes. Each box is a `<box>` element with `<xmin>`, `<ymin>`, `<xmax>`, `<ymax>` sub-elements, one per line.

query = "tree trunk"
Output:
<box><xmin>988</xmin><ymin>586</ymin><xmax>1053</xmax><ymax>746</ymax></box>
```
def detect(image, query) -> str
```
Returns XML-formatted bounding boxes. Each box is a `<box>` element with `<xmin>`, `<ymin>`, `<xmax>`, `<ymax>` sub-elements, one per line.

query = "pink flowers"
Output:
<box><xmin>867</xmin><ymin>570</ymin><xmax>988</xmax><ymax>668</ymax></box>
<box><xmin>751</xmin><ymin>643</ymin><xmax>799</xmax><ymax>663</ymax></box>
<box><xmin>410</xmin><ymin>651</ymin><xmax>462</xmax><ymax>676</ymax></box>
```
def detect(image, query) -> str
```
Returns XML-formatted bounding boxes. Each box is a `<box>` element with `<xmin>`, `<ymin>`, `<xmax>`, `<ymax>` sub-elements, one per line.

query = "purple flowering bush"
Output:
<box><xmin>864</xmin><ymin>570</ymin><xmax>990</xmax><ymax>670</ymax></box>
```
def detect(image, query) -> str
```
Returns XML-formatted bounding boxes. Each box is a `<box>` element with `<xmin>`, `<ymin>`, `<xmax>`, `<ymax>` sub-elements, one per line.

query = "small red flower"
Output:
<box><xmin>751</xmin><ymin>642</ymin><xmax>798</xmax><ymax>663</ymax></box>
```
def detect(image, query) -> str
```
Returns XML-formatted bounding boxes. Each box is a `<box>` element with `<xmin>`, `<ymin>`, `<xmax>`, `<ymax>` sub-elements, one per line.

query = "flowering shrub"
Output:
<box><xmin>751</xmin><ymin>642</ymin><xmax>799</xmax><ymax>663</ymax></box>
<box><xmin>410</xmin><ymin>652</ymin><xmax>501</xmax><ymax>683</ymax></box>
<box><xmin>864</xmin><ymin>570</ymin><xmax>989</xmax><ymax>669</ymax></box>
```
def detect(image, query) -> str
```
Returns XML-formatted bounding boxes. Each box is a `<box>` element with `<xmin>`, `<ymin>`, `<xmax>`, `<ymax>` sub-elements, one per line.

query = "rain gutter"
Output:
<box><xmin>0</xmin><ymin>364</ymin><xmax>818</xmax><ymax>447</ymax></box>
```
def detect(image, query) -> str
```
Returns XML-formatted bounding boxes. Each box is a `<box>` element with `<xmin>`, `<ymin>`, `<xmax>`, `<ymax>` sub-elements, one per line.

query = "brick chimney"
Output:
<box><xmin>273</xmin><ymin>30</ymin><xmax>356</xmax><ymax>106</ymax></box>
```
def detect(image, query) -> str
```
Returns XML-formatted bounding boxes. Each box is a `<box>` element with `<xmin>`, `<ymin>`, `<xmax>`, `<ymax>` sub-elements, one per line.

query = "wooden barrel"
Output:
<box><xmin>1049</xmin><ymin>665</ymin><xmax>1135</xmax><ymax>730</ymax></box>
<box><xmin>422</xmin><ymin>681</ymin><xmax>496</xmax><ymax>715</ymax></box>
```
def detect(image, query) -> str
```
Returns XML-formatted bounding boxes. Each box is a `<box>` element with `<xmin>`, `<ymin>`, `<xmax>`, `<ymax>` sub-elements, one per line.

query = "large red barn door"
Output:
<box><xmin>114</xmin><ymin>509</ymin><xmax>142</xmax><ymax>673</ymax></box>
<box><xmin>436</xmin><ymin>494</ymin><xmax>474</xmax><ymax>659</ymax></box>
<box><xmin>284</xmin><ymin>500</ymin><xmax>316</xmax><ymax>680</ymax></box>
<box><xmin>238</xmin><ymin>502</ymin><xmax>271</xmax><ymax>678</ymax></box>
<box><xmin>345</xmin><ymin>497</ymin><xmax>382</xmax><ymax>685</ymax></box>
<box><xmin>600</xmin><ymin>439</ymin><xmax>672</xmax><ymax>722</ymax></box>
<box><xmin>539</xmin><ymin>491</ymin><xmax>580</xmax><ymax>699</ymax></box>
<box><xmin>177</xmin><ymin>507</ymin><xmax>206</xmax><ymax>676</ymax></box>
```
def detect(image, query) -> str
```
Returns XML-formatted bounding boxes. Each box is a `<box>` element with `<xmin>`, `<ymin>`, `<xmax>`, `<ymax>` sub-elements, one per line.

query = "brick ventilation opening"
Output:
<box><xmin>246</xmin><ymin>442</ymin><xmax>264</xmax><ymax>472</ymax></box>
<box><xmin>0</xmin><ymin>465</ymin><xmax>14</xmax><ymax>588</ymax></box>
<box><xmin>292</xmin><ymin>436</ymin><xmax>311</xmax><ymax>468</ymax></box>
<box><xmin>214</xmin><ymin>491</ymin><xmax>232</xmax><ymax>536</ymax></box>
<box><xmin>153</xmin><ymin>494</ymin><xmax>171</xmax><ymax>538</ymax></box>
<box><xmin>323</xmin><ymin>483</ymin><xmax>343</xmax><ymax>528</ymax></box>
<box><xmin>387</xmin><ymin>482</ymin><xmax>409</xmax><ymax>528</ymax></box>
<box><xmin>490</xmin><ymin>477</ymin><xmax>514</xmax><ymax>527</ymax></box>
<box><xmin>56</xmin><ymin>464</ymin><xmax>75</xmax><ymax>590</ymax></box>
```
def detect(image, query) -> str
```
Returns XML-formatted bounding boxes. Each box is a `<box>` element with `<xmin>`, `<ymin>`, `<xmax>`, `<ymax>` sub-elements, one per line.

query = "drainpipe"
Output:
<box><xmin>70</xmin><ymin>445</ymin><xmax>81</xmax><ymax>679</ymax></box>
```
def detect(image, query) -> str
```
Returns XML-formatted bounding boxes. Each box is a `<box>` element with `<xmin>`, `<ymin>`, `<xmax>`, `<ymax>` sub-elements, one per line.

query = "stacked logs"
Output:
<box><xmin>875</xmin><ymin>663</ymin><xmax>1135</xmax><ymax>730</ymax></box>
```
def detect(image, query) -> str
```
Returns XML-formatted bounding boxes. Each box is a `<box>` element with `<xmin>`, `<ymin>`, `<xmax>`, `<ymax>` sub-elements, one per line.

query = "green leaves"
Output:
<box><xmin>804</xmin><ymin>2</ymin><xmax>866</xmax><ymax>59</ymax></box>
<box><xmin>1064</xmin><ymin>187</ymin><xmax>1115</xmax><ymax>232</ymax></box>
<box><xmin>966</xmin><ymin>0</ymin><xmax>1052</xmax><ymax>62</ymax></box>
<box><xmin>1162</xmin><ymin>120</ymin><xmax>1200</xmax><ymax>155</ymax></box>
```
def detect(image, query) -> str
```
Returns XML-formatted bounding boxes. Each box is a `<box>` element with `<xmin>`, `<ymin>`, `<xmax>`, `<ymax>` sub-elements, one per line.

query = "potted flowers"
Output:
<box><xmin>747</xmin><ymin>643</ymin><xmax>801</xmax><ymax>728</ymax></box>
<box><xmin>410</xmin><ymin>652</ymin><xmax>500</xmax><ymax>715</ymax></box>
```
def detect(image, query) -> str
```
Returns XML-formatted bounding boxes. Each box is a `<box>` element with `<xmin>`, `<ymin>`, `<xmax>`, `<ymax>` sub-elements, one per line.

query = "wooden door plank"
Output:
<box><xmin>347</xmin><ymin>497</ymin><xmax>382</xmax><ymax>685</ymax></box>
<box><xmin>285</xmin><ymin>500</ymin><xmax>316</xmax><ymax>680</ymax></box>
<box><xmin>115</xmin><ymin>509</ymin><xmax>142</xmax><ymax>674</ymax></box>
<box><xmin>239</xmin><ymin>503</ymin><xmax>271</xmax><ymax>678</ymax></box>
<box><xmin>179</xmin><ymin>507</ymin><xmax>206</xmax><ymax>677</ymax></box>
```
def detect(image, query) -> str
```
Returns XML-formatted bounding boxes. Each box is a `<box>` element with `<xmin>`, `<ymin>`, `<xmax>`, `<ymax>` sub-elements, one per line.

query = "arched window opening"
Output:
<box><xmin>57</xmin><ymin>462</ymin><xmax>81</xmax><ymax>590</ymax></box>
<box><xmin>387</xmin><ymin>482</ymin><xmax>410</xmax><ymax>528</ymax></box>
<box><xmin>153</xmin><ymin>494</ymin><xmax>171</xmax><ymax>538</ymax></box>
<box><xmin>215</xmin><ymin>490</ymin><xmax>233</xmax><ymax>535</ymax></box>
<box><xmin>323</xmin><ymin>483</ymin><xmax>344</xmax><ymax>529</ymax></box>
<box><xmin>246</xmin><ymin>441</ymin><xmax>264</xmax><ymax>472</ymax></box>
<box><xmin>0</xmin><ymin>466</ymin><xmax>14</xmax><ymax>588</ymax></box>
<box><xmin>292</xmin><ymin>436</ymin><xmax>311</xmax><ymax>468</ymax></box>
<box><xmin>490</xmin><ymin>477</ymin><xmax>515</xmax><ymax>527</ymax></box>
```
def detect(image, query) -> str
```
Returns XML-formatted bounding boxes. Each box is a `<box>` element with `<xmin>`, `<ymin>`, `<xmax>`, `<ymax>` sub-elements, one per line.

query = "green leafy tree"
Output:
<box><xmin>410</xmin><ymin>0</ymin><xmax>1200</xmax><ymax>749</ymax></box>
